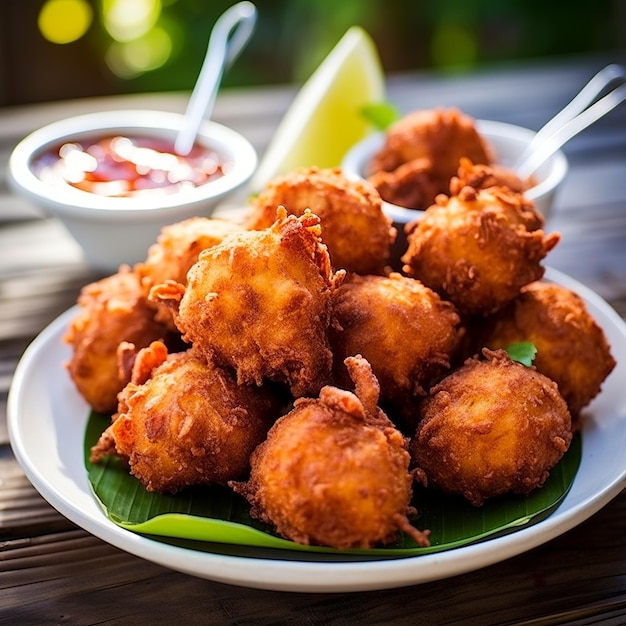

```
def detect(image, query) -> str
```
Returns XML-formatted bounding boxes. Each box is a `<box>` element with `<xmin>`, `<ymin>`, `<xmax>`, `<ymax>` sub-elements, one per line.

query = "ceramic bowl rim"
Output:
<box><xmin>341</xmin><ymin>118</ymin><xmax>569</xmax><ymax>223</ymax></box>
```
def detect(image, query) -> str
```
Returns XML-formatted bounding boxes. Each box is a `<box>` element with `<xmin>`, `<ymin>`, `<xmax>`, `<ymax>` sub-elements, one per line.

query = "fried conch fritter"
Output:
<box><xmin>478</xmin><ymin>280</ymin><xmax>616</xmax><ymax>424</ymax></box>
<box><xmin>401</xmin><ymin>172</ymin><xmax>560</xmax><ymax>316</ymax></box>
<box><xmin>151</xmin><ymin>208</ymin><xmax>344</xmax><ymax>397</ymax></box>
<box><xmin>412</xmin><ymin>349</ymin><xmax>572</xmax><ymax>506</ymax></box>
<box><xmin>134</xmin><ymin>216</ymin><xmax>243</xmax><ymax>330</ymax></box>
<box><xmin>90</xmin><ymin>342</ymin><xmax>279</xmax><ymax>493</ymax></box>
<box><xmin>330</xmin><ymin>272</ymin><xmax>463</xmax><ymax>423</ymax></box>
<box><xmin>367</xmin><ymin>108</ymin><xmax>510</xmax><ymax>210</ymax></box>
<box><xmin>247</xmin><ymin>167</ymin><xmax>396</xmax><ymax>275</ymax></box>
<box><xmin>137</xmin><ymin>216</ymin><xmax>244</xmax><ymax>289</ymax></box>
<box><xmin>231</xmin><ymin>356</ymin><xmax>430</xmax><ymax>549</ymax></box>
<box><xmin>64</xmin><ymin>266</ymin><xmax>172</xmax><ymax>413</ymax></box>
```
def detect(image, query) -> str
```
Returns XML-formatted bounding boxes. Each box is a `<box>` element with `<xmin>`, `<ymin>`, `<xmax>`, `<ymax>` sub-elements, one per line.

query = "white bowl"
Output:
<box><xmin>341</xmin><ymin>119</ymin><xmax>568</xmax><ymax>225</ymax></box>
<box><xmin>8</xmin><ymin>110</ymin><xmax>257</xmax><ymax>272</ymax></box>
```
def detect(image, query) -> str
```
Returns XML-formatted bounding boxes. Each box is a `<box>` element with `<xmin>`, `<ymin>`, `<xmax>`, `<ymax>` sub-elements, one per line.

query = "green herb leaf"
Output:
<box><xmin>359</xmin><ymin>101</ymin><xmax>400</xmax><ymax>131</ymax></box>
<box><xmin>85</xmin><ymin>411</ymin><xmax>580</xmax><ymax>557</ymax></box>
<box><xmin>505</xmin><ymin>341</ymin><xmax>537</xmax><ymax>367</ymax></box>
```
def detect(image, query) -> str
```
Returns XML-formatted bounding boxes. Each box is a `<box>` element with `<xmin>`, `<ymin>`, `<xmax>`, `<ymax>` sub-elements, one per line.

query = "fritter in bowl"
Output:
<box><xmin>367</xmin><ymin>107</ymin><xmax>494</xmax><ymax>209</ymax></box>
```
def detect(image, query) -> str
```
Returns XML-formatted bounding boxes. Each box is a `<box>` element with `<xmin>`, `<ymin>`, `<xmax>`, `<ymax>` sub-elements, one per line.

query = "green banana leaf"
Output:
<box><xmin>85</xmin><ymin>412</ymin><xmax>581</xmax><ymax>558</ymax></box>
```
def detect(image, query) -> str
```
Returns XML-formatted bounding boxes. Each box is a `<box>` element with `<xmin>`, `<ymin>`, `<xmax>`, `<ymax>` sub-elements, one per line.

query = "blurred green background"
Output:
<box><xmin>1</xmin><ymin>0</ymin><xmax>624</xmax><ymax>107</ymax></box>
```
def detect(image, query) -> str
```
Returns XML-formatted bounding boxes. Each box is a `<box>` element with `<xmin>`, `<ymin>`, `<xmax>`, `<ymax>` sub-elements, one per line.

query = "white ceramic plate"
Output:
<box><xmin>8</xmin><ymin>267</ymin><xmax>626</xmax><ymax>593</ymax></box>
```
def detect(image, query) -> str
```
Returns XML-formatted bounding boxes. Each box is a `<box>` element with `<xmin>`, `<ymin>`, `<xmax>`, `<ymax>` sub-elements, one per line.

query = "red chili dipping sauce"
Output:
<box><xmin>33</xmin><ymin>135</ymin><xmax>228</xmax><ymax>197</ymax></box>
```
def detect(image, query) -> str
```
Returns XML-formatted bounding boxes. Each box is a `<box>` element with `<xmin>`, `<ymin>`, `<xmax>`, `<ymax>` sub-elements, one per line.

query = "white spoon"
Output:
<box><xmin>174</xmin><ymin>2</ymin><xmax>257</xmax><ymax>156</ymax></box>
<box><xmin>515</xmin><ymin>64</ymin><xmax>626</xmax><ymax>180</ymax></box>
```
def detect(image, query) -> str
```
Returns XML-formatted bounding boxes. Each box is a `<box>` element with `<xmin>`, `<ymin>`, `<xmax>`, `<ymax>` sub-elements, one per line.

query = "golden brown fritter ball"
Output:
<box><xmin>64</xmin><ymin>266</ymin><xmax>172</xmax><ymax>414</ymax></box>
<box><xmin>91</xmin><ymin>342</ymin><xmax>279</xmax><ymax>493</ymax></box>
<box><xmin>330</xmin><ymin>272</ymin><xmax>463</xmax><ymax>422</ymax></box>
<box><xmin>367</xmin><ymin>108</ymin><xmax>494</xmax><ymax>208</ymax></box>
<box><xmin>401</xmin><ymin>182</ymin><xmax>560</xmax><ymax>316</ymax></box>
<box><xmin>477</xmin><ymin>280</ymin><xmax>616</xmax><ymax>424</ymax></box>
<box><xmin>231</xmin><ymin>356</ymin><xmax>430</xmax><ymax>549</ymax></box>
<box><xmin>247</xmin><ymin>167</ymin><xmax>396</xmax><ymax>275</ymax></box>
<box><xmin>135</xmin><ymin>216</ymin><xmax>243</xmax><ymax>329</ymax></box>
<box><xmin>151</xmin><ymin>208</ymin><xmax>344</xmax><ymax>398</ymax></box>
<box><xmin>136</xmin><ymin>216</ymin><xmax>243</xmax><ymax>290</ymax></box>
<box><xmin>412</xmin><ymin>348</ymin><xmax>572</xmax><ymax>506</ymax></box>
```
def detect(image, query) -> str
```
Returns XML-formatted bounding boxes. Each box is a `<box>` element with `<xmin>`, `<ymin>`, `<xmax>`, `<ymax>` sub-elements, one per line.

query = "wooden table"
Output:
<box><xmin>2</xmin><ymin>54</ymin><xmax>626</xmax><ymax>624</ymax></box>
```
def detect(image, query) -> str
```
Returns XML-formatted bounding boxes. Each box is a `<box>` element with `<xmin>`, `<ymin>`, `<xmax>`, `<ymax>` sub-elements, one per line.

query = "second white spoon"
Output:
<box><xmin>515</xmin><ymin>64</ymin><xmax>626</xmax><ymax>180</ymax></box>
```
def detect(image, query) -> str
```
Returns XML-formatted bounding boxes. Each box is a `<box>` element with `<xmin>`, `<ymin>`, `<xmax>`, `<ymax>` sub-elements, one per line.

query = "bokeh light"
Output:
<box><xmin>38</xmin><ymin>0</ymin><xmax>93</xmax><ymax>44</ymax></box>
<box><xmin>431</xmin><ymin>23</ymin><xmax>477</xmax><ymax>69</ymax></box>
<box><xmin>105</xmin><ymin>27</ymin><xmax>173</xmax><ymax>78</ymax></box>
<box><xmin>102</xmin><ymin>0</ymin><xmax>162</xmax><ymax>42</ymax></box>
<box><xmin>15</xmin><ymin>0</ymin><xmax>618</xmax><ymax>108</ymax></box>
<box><xmin>101</xmin><ymin>0</ymin><xmax>175</xmax><ymax>78</ymax></box>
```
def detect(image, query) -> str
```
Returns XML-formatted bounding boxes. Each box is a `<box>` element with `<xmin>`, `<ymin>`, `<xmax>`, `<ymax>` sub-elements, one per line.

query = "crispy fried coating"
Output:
<box><xmin>151</xmin><ymin>208</ymin><xmax>344</xmax><ymax>397</ymax></box>
<box><xmin>367</xmin><ymin>108</ymin><xmax>494</xmax><ymax>209</ymax></box>
<box><xmin>231</xmin><ymin>356</ymin><xmax>430</xmax><ymax>549</ymax></box>
<box><xmin>412</xmin><ymin>348</ymin><xmax>572</xmax><ymax>506</ymax></box>
<box><xmin>477</xmin><ymin>281</ymin><xmax>616</xmax><ymax>423</ymax></box>
<box><xmin>367</xmin><ymin>158</ymin><xmax>440</xmax><ymax>212</ymax></box>
<box><xmin>135</xmin><ymin>216</ymin><xmax>242</xmax><ymax>329</ymax></box>
<box><xmin>401</xmin><ymin>182</ymin><xmax>560</xmax><ymax>316</ymax></box>
<box><xmin>451</xmin><ymin>157</ymin><xmax>529</xmax><ymax>195</ymax></box>
<box><xmin>370</xmin><ymin>108</ymin><xmax>493</xmax><ymax>179</ymax></box>
<box><xmin>91</xmin><ymin>342</ymin><xmax>279</xmax><ymax>493</ymax></box>
<box><xmin>247</xmin><ymin>167</ymin><xmax>396</xmax><ymax>275</ymax></box>
<box><xmin>64</xmin><ymin>266</ymin><xmax>171</xmax><ymax>413</ymax></box>
<box><xmin>330</xmin><ymin>273</ymin><xmax>463</xmax><ymax>423</ymax></box>
<box><xmin>136</xmin><ymin>216</ymin><xmax>243</xmax><ymax>289</ymax></box>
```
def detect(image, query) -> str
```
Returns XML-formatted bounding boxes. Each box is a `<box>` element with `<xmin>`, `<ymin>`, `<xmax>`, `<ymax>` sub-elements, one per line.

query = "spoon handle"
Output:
<box><xmin>515</xmin><ymin>64</ymin><xmax>626</xmax><ymax>178</ymax></box>
<box><xmin>517</xmin><ymin>81</ymin><xmax>626</xmax><ymax>180</ymax></box>
<box><xmin>175</xmin><ymin>2</ymin><xmax>257</xmax><ymax>156</ymax></box>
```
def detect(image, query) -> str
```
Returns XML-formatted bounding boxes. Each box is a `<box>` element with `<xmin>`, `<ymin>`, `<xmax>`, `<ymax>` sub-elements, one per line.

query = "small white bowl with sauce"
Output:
<box><xmin>8</xmin><ymin>109</ymin><xmax>257</xmax><ymax>271</ymax></box>
<box><xmin>341</xmin><ymin>119</ymin><xmax>569</xmax><ymax>225</ymax></box>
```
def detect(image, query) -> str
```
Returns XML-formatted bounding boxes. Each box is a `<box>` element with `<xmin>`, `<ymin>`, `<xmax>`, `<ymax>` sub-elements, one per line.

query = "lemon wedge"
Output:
<box><xmin>250</xmin><ymin>25</ymin><xmax>385</xmax><ymax>191</ymax></box>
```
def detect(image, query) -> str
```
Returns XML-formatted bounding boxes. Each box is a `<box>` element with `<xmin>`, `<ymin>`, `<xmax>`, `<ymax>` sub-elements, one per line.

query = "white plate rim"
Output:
<box><xmin>7</xmin><ymin>267</ymin><xmax>626</xmax><ymax>593</ymax></box>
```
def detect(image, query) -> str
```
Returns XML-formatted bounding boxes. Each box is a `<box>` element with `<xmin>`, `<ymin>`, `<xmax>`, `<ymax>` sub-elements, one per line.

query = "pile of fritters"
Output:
<box><xmin>68</xmin><ymin>124</ymin><xmax>616</xmax><ymax>550</ymax></box>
